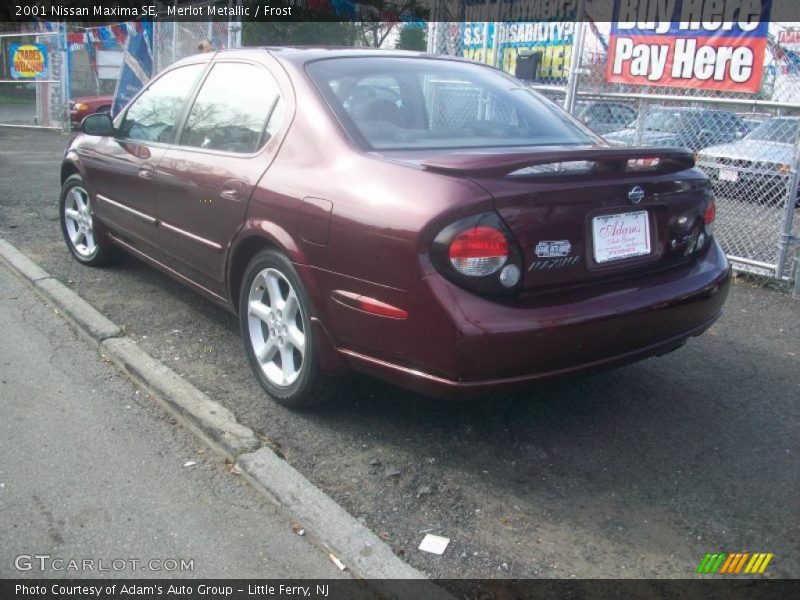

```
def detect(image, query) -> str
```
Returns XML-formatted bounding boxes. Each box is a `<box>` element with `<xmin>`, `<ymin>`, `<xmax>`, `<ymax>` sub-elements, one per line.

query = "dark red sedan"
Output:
<box><xmin>60</xmin><ymin>48</ymin><xmax>730</xmax><ymax>408</ymax></box>
<box><xmin>69</xmin><ymin>94</ymin><xmax>114</xmax><ymax>128</ymax></box>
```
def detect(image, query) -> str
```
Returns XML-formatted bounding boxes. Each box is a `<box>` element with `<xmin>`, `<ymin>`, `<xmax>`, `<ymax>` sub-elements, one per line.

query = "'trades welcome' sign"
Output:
<box><xmin>606</xmin><ymin>0</ymin><xmax>771</xmax><ymax>93</ymax></box>
<box><xmin>9</xmin><ymin>43</ymin><xmax>49</xmax><ymax>79</ymax></box>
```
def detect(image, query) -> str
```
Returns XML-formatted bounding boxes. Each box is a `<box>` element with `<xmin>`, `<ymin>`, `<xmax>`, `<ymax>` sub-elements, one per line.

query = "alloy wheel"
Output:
<box><xmin>63</xmin><ymin>186</ymin><xmax>97</xmax><ymax>258</ymax></box>
<box><xmin>246</xmin><ymin>268</ymin><xmax>306</xmax><ymax>387</ymax></box>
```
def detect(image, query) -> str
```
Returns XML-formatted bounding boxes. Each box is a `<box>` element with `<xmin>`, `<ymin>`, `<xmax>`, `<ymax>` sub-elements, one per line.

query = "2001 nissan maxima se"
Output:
<box><xmin>60</xmin><ymin>48</ymin><xmax>730</xmax><ymax>408</ymax></box>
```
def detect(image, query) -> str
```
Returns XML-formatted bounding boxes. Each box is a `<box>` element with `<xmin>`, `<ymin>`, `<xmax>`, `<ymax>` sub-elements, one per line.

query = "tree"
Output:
<box><xmin>242</xmin><ymin>22</ymin><xmax>357</xmax><ymax>47</ymax></box>
<box><xmin>353</xmin><ymin>22</ymin><xmax>397</xmax><ymax>48</ymax></box>
<box><xmin>395</xmin><ymin>25</ymin><xmax>427</xmax><ymax>51</ymax></box>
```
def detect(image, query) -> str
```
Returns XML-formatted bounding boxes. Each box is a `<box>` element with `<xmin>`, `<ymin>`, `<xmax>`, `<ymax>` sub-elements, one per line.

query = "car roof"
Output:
<box><xmin>207</xmin><ymin>46</ymin><xmax>475</xmax><ymax>67</ymax></box>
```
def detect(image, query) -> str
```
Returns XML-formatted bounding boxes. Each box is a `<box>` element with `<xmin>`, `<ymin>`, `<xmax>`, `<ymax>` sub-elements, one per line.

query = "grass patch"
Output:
<box><xmin>0</xmin><ymin>94</ymin><xmax>34</xmax><ymax>105</ymax></box>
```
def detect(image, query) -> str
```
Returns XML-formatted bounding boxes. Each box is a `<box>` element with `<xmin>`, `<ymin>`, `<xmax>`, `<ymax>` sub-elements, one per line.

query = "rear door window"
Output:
<box><xmin>179</xmin><ymin>63</ymin><xmax>282</xmax><ymax>154</ymax></box>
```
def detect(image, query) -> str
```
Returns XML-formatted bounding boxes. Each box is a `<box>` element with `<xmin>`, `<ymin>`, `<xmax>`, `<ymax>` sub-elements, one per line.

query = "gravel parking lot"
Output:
<box><xmin>2</xmin><ymin>129</ymin><xmax>798</xmax><ymax>579</ymax></box>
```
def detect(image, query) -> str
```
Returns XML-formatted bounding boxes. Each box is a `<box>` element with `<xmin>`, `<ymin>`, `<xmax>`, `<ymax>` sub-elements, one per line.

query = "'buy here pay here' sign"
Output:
<box><xmin>606</xmin><ymin>0</ymin><xmax>771</xmax><ymax>93</ymax></box>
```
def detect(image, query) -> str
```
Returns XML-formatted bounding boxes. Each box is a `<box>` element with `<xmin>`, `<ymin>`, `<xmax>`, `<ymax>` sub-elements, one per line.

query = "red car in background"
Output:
<box><xmin>69</xmin><ymin>95</ymin><xmax>114</xmax><ymax>128</ymax></box>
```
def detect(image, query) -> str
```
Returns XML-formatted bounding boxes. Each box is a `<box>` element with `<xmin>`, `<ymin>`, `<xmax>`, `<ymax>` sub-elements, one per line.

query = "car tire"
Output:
<box><xmin>60</xmin><ymin>174</ymin><xmax>120</xmax><ymax>266</ymax></box>
<box><xmin>239</xmin><ymin>249</ymin><xmax>340</xmax><ymax>409</ymax></box>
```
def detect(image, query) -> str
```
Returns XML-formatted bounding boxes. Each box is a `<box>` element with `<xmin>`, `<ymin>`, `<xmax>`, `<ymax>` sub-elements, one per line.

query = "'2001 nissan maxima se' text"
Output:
<box><xmin>60</xmin><ymin>48</ymin><xmax>730</xmax><ymax>408</ymax></box>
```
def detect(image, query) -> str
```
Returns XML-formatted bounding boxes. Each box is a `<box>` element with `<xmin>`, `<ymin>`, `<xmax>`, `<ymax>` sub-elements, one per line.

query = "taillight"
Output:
<box><xmin>449</xmin><ymin>226</ymin><xmax>508</xmax><ymax>276</ymax></box>
<box><xmin>431</xmin><ymin>212</ymin><xmax>523</xmax><ymax>295</ymax></box>
<box><xmin>704</xmin><ymin>199</ymin><xmax>716</xmax><ymax>238</ymax></box>
<box><xmin>704</xmin><ymin>201</ymin><xmax>716</xmax><ymax>226</ymax></box>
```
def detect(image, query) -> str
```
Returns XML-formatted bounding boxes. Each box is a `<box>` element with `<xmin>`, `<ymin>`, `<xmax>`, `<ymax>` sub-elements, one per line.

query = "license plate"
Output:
<box><xmin>719</xmin><ymin>168</ymin><xmax>739</xmax><ymax>182</ymax></box>
<box><xmin>592</xmin><ymin>211</ymin><xmax>651</xmax><ymax>264</ymax></box>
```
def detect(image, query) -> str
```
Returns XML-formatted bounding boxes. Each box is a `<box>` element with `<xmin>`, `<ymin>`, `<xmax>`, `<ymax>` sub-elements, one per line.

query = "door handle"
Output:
<box><xmin>138</xmin><ymin>164</ymin><xmax>155</xmax><ymax>180</ymax></box>
<box><xmin>220</xmin><ymin>179</ymin><xmax>249</xmax><ymax>201</ymax></box>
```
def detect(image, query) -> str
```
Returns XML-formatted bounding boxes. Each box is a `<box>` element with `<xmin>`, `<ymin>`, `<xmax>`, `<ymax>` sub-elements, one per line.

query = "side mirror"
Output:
<box><xmin>81</xmin><ymin>112</ymin><xmax>115</xmax><ymax>136</ymax></box>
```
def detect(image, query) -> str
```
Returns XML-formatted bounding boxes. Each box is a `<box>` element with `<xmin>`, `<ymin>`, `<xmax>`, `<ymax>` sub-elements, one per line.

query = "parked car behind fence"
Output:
<box><xmin>698</xmin><ymin>117</ymin><xmax>800</xmax><ymax>208</ymax></box>
<box><xmin>605</xmin><ymin>107</ymin><xmax>749</xmax><ymax>153</ymax></box>
<box><xmin>576</xmin><ymin>100</ymin><xmax>637</xmax><ymax>135</ymax></box>
<box><xmin>69</xmin><ymin>95</ymin><xmax>114</xmax><ymax>129</ymax></box>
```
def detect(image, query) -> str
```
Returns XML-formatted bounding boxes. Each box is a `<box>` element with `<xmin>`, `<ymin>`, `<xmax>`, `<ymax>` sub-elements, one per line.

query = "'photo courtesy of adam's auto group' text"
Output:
<box><xmin>0</xmin><ymin>0</ymin><xmax>799</xmax><ymax>599</ymax></box>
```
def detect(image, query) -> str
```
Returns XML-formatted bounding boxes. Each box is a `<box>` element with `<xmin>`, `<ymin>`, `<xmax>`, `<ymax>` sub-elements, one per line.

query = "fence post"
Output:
<box><xmin>776</xmin><ymin>139</ymin><xmax>800</xmax><ymax>283</ymax></box>
<box><xmin>61</xmin><ymin>23</ymin><xmax>70</xmax><ymax>132</ymax></box>
<box><xmin>426</xmin><ymin>22</ymin><xmax>436</xmax><ymax>54</ymax></box>
<box><xmin>481</xmin><ymin>22</ymin><xmax>490</xmax><ymax>65</ymax></box>
<box><xmin>793</xmin><ymin>247</ymin><xmax>800</xmax><ymax>299</ymax></box>
<box><xmin>563</xmin><ymin>0</ymin><xmax>586</xmax><ymax>114</ymax></box>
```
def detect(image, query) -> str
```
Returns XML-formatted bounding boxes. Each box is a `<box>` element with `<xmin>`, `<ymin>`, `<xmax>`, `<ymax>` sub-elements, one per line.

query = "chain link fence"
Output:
<box><xmin>66</xmin><ymin>27</ymin><xmax>123</xmax><ymax>99</ymax></box>
<box><xmin>2</xmin><ymin>15</ymin><xmax>796</xmax><ymax>289</ymax></box>
<box><xmin>428</xmin><ymin>19</ymin><xmax>800</xmax><ymax>289</ymax></box>
<box><xmin>153</xmin><ymin>21</ymin><xmax>238</xmax><ymax>74</ymax></box>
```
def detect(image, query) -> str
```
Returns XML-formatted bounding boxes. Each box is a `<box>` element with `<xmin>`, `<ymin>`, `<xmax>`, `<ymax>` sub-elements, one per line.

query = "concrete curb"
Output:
<box><xmin>238</xmin><ymin>449</ymin><xmax>453</xmax><ymax>596</ymax></box>
<box><xmin>0</xmin><ymin>236</ymin><xmax>447</xmax><ymax>595</ymax></box>
<box><xmin>35</xmin><ymin>277</ymin><xmax>122</xmax><ymax>345</ymax></box>
<box><xmin>0</xmin><ymin>239</ymin><xmax>50</xmax><ymax>282</ymax></box>
<box><xmin>101</xmin><ymin>337</ymin><xmax>261</xmax><ymax>460</ymax></box>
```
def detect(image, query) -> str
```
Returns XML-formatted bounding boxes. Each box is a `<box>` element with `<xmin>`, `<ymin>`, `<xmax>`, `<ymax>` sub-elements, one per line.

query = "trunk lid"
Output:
<box><xmin>391</xmin><ymin>145</ymin><xmax>710</xmax><ymax>291</ymax></box>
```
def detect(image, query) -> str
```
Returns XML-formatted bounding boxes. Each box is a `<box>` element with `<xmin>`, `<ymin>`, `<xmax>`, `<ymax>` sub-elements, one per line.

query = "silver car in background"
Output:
<box><xmin>697</xmin><ymin>117</ymin><xmax>800</xmax><ymax>208</ymax></box>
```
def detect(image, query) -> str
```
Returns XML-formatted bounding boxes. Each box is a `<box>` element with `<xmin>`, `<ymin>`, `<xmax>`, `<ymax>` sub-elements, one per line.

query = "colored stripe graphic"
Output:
<box><xmin>699</xmin><ymin>552</ymin><xmax>773</xmax><ymax>574</ymax></box>
<box><xmin>710</xmin><ymin>553</ymin><xmax>726</xmax><ymax>573</ymax></box>
<box><xmin>719</xmin><ymin>553</ymin><xmax>737</xmax><ymax>574</ymax></box>
<box><xmin>759</xmin><ymin>554</ymin><xmax>774</xmax><ymax>573</ymax></box>
<box><xmin>696</xmin><ymin>553</ymin><xmax>712</xmax><ymax>573</ymax></box>
<box><xmin>734</xmin><ymin>553</ymin><xmax>750</xmax><ymax>573</ymax></box>
<box><xmin>697</xmin><ymin>553</ymin><xmax>727</xmax><ymax>573</ymax></box>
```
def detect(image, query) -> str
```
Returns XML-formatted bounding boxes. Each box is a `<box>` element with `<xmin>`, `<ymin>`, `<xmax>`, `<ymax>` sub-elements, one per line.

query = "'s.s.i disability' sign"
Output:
<box><xmin>9</xmin><ymin>43</ymin><xmax>49</xmax><ymax>79</ymax></box>
<box><xmin>606</xmin><ymin>0</ymin><xmax>771</xmax><ymax>93</ymax></box>
<box><xmin>462</xmin><ymin>22</ymin><xmax>575</xmax><ymax>81</ymax></box>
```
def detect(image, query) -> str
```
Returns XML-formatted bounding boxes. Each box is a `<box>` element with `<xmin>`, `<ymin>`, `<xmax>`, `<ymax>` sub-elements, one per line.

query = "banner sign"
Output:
<box><xmin>606</xmin><ymin>0</ymin><xmax>771</xmax><ymax>93</ymax></box>
<box><xmin>462</xmin><ymin>21</ymin><xmax>575</xmax><ymax>81</ymax></box>
<box><xmin>9</xmin><ymin>43</ymin><xmax>49</xmax><ymax>79</ymax></box>
<box><xmin>111</xmin><ymin>28</ymin><xmax>153</xmax><ymax>117</ymax></box>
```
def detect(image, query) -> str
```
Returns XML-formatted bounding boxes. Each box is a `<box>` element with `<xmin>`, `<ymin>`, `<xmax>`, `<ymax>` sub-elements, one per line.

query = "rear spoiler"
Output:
<box><xmin>420</xmin><ymin>146</ymin><xmax>695</xmax><ymax>178</ymax></box>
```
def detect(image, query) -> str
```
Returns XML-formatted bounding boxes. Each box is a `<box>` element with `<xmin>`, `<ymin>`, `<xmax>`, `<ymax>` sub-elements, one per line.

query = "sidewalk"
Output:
<box><xmin>0</xmin><ymin>263</ymin><xmax>359</xmax><ymax>582</ymax></box>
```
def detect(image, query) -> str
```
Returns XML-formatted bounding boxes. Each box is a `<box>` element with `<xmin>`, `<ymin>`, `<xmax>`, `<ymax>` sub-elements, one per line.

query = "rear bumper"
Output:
<box><xmin>337</xmin><ymin>241</ymin><xmax>731</xmax><ymax>399</ymax></box>
<box><xmin>341</xmin><ymin>312</ymin><xmax>719</xmax><ymax>399</ymax></box>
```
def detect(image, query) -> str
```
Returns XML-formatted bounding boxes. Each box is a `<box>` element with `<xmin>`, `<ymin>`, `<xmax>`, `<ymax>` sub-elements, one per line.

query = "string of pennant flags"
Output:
<box><xmin>66</xmin><ymin>24</ymin><xmax>137</xmax><ymax>51</ymax></box>
<box><xmin>34</xmin><ymin>19</ymin><xmax>149</xmax><ymax>49</ymax></box>
<box><xmin>33</xmin><ymin>19</ymin><xmax>153</xmax><ymax>82</ymax></box>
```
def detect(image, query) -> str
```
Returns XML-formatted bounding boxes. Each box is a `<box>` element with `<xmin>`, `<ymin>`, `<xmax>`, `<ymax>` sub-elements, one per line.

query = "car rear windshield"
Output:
<box><xmin>306</xmin><ymin>57</ymin><xmax>594</xmax><ymax>151</ymax></box>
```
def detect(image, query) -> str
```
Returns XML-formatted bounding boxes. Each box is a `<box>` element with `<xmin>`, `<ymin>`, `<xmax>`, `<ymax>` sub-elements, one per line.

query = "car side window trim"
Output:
<box><xmin>257</xmin><ymin>94</ymin><xmax>281</xmax><ymax>151</ymax></box>
<box><xmin>166</xmin><ymin>63</ymin><xmax>214</xmax><ymax>146</ymax></box>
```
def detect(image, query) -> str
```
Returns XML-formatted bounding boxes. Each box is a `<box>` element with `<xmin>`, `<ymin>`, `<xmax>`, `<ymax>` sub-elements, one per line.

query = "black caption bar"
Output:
<box><xmin>5</xmin><ymin>0</ymin><xmax>800</xmax><ymax>24</ymax></box>
<box><xmin>2</xmin><ymin>579</ymin><xmax>800</xmax><ymax>600</ymax></box>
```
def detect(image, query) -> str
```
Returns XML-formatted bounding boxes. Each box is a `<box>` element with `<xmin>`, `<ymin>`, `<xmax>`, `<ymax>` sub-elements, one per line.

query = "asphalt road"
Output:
<box><xmin>0</xmin><ymin>264</ymin><xmax>360</xmax><ymax>582</ymax></box>
<box><xmin>1</xmin><ymin>129</ymin><xmax>798</xmax><ymax>579</ymax></box>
